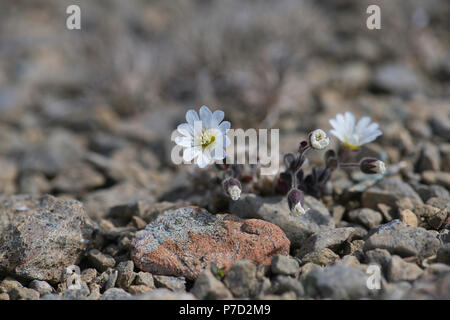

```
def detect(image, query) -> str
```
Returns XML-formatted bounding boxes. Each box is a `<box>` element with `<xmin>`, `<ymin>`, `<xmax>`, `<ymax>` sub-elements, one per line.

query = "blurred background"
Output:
<box><xmin>0</xmin><ymin>0</ymin><xmax>449</xmax><ymax>216</ymax></box>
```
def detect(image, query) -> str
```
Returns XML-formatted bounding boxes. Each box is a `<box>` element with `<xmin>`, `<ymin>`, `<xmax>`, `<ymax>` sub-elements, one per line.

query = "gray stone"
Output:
<box><xmin>414</xmin><ymin>204</ymin><xmax>447</xmax><ymax>230</ymax></box>
<box><xmin>270</xmin><ymin>275</ymin><xmax>304</xmax><ymax>298</ymax></box>
<box><xmin>295</xmin><ymin>227</ymin><xmax>355</xmax><ymax>258</ymax></box>
<box><xmin>411</xmin><ymin>182</ymin><xmax>449</xmax><ymax>202</ymax></box>
<box><xmin>153</xmin><ymin>275</ymin><xmax>186</xmax><ymax>291</ymax></box>
<box><xmin>127</xmin><ymin>285</ymin><xmax>153</xmax><ymax>295</ymax></box>
<box><xmin>270</xmin><ymin>255</ymin><xmax>300</xmax><ymax>277</ymax></box>
<box><xmin>229</xmin><ymin>194</ymin><xmax>334</xmax><ymax>248</ymax></box>
<box><xmin>87</xmin><ymin>249</ymin><xmax>116</xmax><ymax>272</ymax></box>
<box><xmin>362</xmin><ymin>177</ymin><xmax>423</xmax><ymax>210</ymax></box>
<box><xmin>61</xmin><ymin>282</ymin><xmax>90</xmax><ymax>300</ymax></box>
<box><xmin>100</xmin><ymin>288</ymin><xmax>131</xmax><ymax>300</ymax></box>
<box><xmin>9</xmin><ymin>287</ymin><xmax>40</xmax><ymax>300</ymax></box>
<box><xmin>191</xmin><ymin>268</ymin><xmax>233</xmax><ymax>299</ymax></box>
<box><xmin>223</xmin><ymin>259</ymin><xmax>258</xmax><ymax>298</ymax></box>
<box><xmin>80</xmin><ymin>268</ymin><xmax>97</xmax><ymax>284</ymax></box>
<box><xmin>415</xmin><ymin>143</ymin><xmax>441</xmax><ymax>172</ymax></box>
<box><xmin>301</xmin><ymin>248</ymin><xmax>339</xmax><ymax>266</ymax></box>
<box><xmin>436</xmin><ymin>243</ymin><xmax>450</xmax><ymax>264</ymax></box>
<box><xmin>372</xmin><ymin>63</ymin><xmax>422</xmax><ymax>94</ymax></box>
<box><xmin>116</xmin><ymin>260</ymin><xmax>136</xmax><ymax>289</ymax></box>
<box><xmin>29</xmin><ymin>280</ymin><xmax>53</xmax><ymax>296</ymax></box>
<box><xmin>387</xmin><ymin>256</ymin><xmax>423</xmax><ymax>282</ymax></box>
<box><xmin>364</xmin><ymin>249</ymin><xmax>392</xmax><ymax>270</ymax></box>
<box><xmin>134</xmin><ymin>272</ymin><xmax>155</xmax><ymax>288</ymax></box>
<box><xmin>0</xmin><ymin>195</ymin><xmax>94</xmax><ymax>283</ymax></box>
<box><xmin>348</xmin><ymin>208</ymin><xmax>383</xmax><ymax>229</ymax></box>
<box><xmin>304</xmin><ymin>264</ymin><xmax>370</xmax><ymax>299</ymax></box>
<box><xmin>431</xmin><ymin>115</ymin><xmax>450</xmax><ymax>140</ymax></box>
<box><xmin>82</xmin><ymin>182</ymin><xmax>154</xmax><ymax>219</ymax></box>
<box><xmin>364</xmin><ymin>220</ymin><xmax>441</xmax><ymax>258</ymax></box>
<box><xmin>134</xmin><ymin>288</ymin><xmax>195</xmax><ymax>300</ymax></box>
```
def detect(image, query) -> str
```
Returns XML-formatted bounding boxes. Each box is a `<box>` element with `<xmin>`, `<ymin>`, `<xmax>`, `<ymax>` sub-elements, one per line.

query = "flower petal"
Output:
<box><xmin>355</xmin><ymin>116</ymin><xmax>371</xmax><ymax>134</ymax></box>
<box><xmin>360</xmin><ymin>129</ymin><xmax>382</xmax><ymax>144</ymax></box>
<box><xmin>177</xmin><ymin>123</ymin><xmax>193</xmax><ymax>137</ymax></box>
<box><xmin>186</xmin><ymin>109</ymin><xmax>199</xmax><ymax>126</ymax></box>
<box><xmin>211</xmin><ymin>110</ymin><xmax>225</xmax><ymax>127</ymax></box>
<box><xmin>199</xmin><ymin>105</ymin><xmax>213</xmax><ymax>128</ymax></box>
<box><xmin>219</xmin><ymin>121</ymin><xmax>231</xmax><ymax>133</ymax></box>
<box><xmin>196</xmin><ymin>152</ymin><xmax>211</xmax><ymax>168</ymax></box>
<box><xmin>175</xmin><ymin>136</ymin><xmax>192</xmax><ymax>147</ymax></box>
<box><xmin>344</xmin><ymin>112</ymin><xmax>355</xmax><ymax>133</ymax></box>
<box><xmin>211</xmin><ymin>147</ymin><xmax>225</xmax><ymax>160</ymax></box>
<box><xmin>183</xmin><ymin>146</ymin><xmax>201</xmax><ymax>162</ymax></box>
<box><xmin>329</xmin><ymin>129</ymin><xmax>344</xmax><ymax>142</ymax></box>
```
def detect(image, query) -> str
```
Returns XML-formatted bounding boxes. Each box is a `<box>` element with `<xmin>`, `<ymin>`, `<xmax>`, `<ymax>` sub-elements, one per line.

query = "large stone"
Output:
<box><xmin>131</xmin><ymin>207</ymin><xmax>290</xmax><ymax>280</ymax></box>
<box><xmin>362</xmin><ymin>177</ymin><xmax>423</xmax><ymax>210</ymax></box>
<box><xmin>0</xmin><ymin>195</ymin><xmax>94</xmax><ymax>283</ymax></box>
<box><xmin>304</xmin><ymin>264</ymin><xmax>370</xmax><ymax>299</ymax></box>
<box><xmin>364</xmin><ymin>220</ymin><xmax>441</xmax><ymax>258</ymax></box>
<box><xmin>229</xmin><ymin>194</ymin><xmax>334</xmax><ymax>248</ymax></box>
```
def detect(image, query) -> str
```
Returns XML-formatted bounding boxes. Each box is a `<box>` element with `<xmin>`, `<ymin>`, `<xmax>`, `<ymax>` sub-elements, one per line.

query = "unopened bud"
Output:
<box><xmin>360</xmin><ymin>158</ymin><xmax>386</xmax><ymax>174</ymax></box>
<box><xmin>287</xmin><ymin>188</ymin><xmax>306</xmax><ymax>215</ymax></box>
<box><xmin>309</xmin><ymin>129</ymin><xmax>330</xmax><ymax>150</ymax></box>
<box><xmin>223</xmin><ymin>178</ymin><xmax>242</xmax><ymax>201</ymax></box>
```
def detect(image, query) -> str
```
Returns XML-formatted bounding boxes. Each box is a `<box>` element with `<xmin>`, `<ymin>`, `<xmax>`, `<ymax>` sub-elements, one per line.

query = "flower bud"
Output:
<box><xmin>360</xmin><ymin>158</ymin><xmax>386</xmax><ymax>174</ymax></box>
<box><xmin>309</xmin><ymin>129</ymin><xmax>330</xmax><ymax>150</ymax></box>
<box><xmin>222</xmin><ymin>178</ymin><xmax>242</xmax><ymax>201</ymax></box>
<box><xmin>287</xmin><ymin>188</ymin><xmax>306</xmax><ymax>215</ymax></box>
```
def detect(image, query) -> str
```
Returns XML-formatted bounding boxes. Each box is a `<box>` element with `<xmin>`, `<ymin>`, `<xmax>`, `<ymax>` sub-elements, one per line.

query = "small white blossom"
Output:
<box><xmin>292</xmin><ymin>202</ymin><xmax>306</xmax><ymax>215</ymax></box>
<box><xmin>228</xmin><ymin>185</ymin><xmax>241</xmax><ymax>201</ymax></box>
<box><xmin>175</xmin><ymin>105</ymin><xmax>230</xmax><ymax>168</ymax></box>
<box><xmin>373</xmin><ymin>160</ymin><xmax>386</xmax><ymax>174</ymax></box>
<box><xmin>310</xmin><ymin>129</ymin><xmax>330</xmax><ymax>150</ymax></box>
<box><xmin>329</xmin><ymin>112</ymin><xmax>382</xmax><ymax>149</ymax></box>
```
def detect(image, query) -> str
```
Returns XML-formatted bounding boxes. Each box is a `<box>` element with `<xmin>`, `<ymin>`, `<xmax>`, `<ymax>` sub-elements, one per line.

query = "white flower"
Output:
<box><xmin>228</xmin><ymin>185</ymin><xmax>241</xmax><ymax>201</ymax></box>
<box><xmin>175</xmin><ymin>105</ymin><xmax>230</xmax><ymax>168</ymax></box>
<box><xmin>373</xmin><ymin>160</ymin><xmax>386</xmax><ymax>174</ymax></box>
<box><xmin>292</xmin><ymin>202</ymin><xmax>306</xmax><ymax>215</ymax></box>
<box><xmin>329</xmin><ymin>112</ymin><xmax>382</xmax><ymax>149</ymax></box>
<box><xmin>310</xmin><ymin>129</ymin><xmax>330</xmax><ymax>150</ymax></box>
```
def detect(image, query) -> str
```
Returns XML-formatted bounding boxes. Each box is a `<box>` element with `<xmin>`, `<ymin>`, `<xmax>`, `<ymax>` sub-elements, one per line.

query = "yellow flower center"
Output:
<box><xmin>200</xmin><ymin>130</ymin><xmax>216</xmax><ymax>150</ymax></box>
<box><xmin>343</xmin><ymin>142</ymin><xmax>360</xmax><ymax>150</ymax></box>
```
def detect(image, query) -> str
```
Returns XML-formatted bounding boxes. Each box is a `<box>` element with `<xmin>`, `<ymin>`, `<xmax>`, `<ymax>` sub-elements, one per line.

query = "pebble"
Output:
<box><xmin>304</xmin><ymin>264</ymin><xmax>369</xmax><ymax>299</ymax></box>
<box><xmin>191</xmin><ymin>267</ymin><xmax>233</xmax><ymax>299</ymax></box>
<box><xmin>270</xmin><ymin>255</ymin><xmax>300</xmax><ymax>277</ymax></box>
<box><xmin>153</xmin><ymin>275</ymin><xmax>186</xmax><ymax>291</ymax></box>
<box><xmin>364</xmin><ymin>220</ymin><xmax>441</xmax><ymax>258</ymax></box>
<box><xmin>387</xmin><ymin>256</ymin><xmax>423</xmax><ymax>282</ymax></box>
<box><xmin>362</xmin><ymin>177</ymin><xmax>423</xmax><ymax>210</ymax></box>
<box><xmin>223</xmin><ymin>260</ymin><xmax>259</xmax><ymax>298</ymax></box>
<box><xmin>29</xmin><ymin>280</ymin><xmax>53</xmax><ymax>296</ymax></box>
<box><xmin>399</xmin><ymin>209</ymin><xmax>418</xmax><ymax>227</ymax></box>
<box><xmin>116</xmin><ymin>260</ymin><xmax>136</xmax><ymax>289</ymax></box>
<box><xmin>87</xmin><ymin>249</ymin><xmax>116</xmax><ymax>272</ymax></box>
<box><xmin>348</xmin><ymin>208</ymin><xmax>383</xmax><ymax>229</ymax></box>
<box><xmin>100</xmin><ymin>288</ymin><xmax>131</xmax><ymax>300</ymax></box>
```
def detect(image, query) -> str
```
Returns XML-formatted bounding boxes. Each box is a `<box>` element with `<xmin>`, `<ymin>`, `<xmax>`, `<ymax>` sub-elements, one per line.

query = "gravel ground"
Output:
<box><xmin>0</xmin><ymin>0</ymin><xmax>449</xmax><ymax>300</ymax></box>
